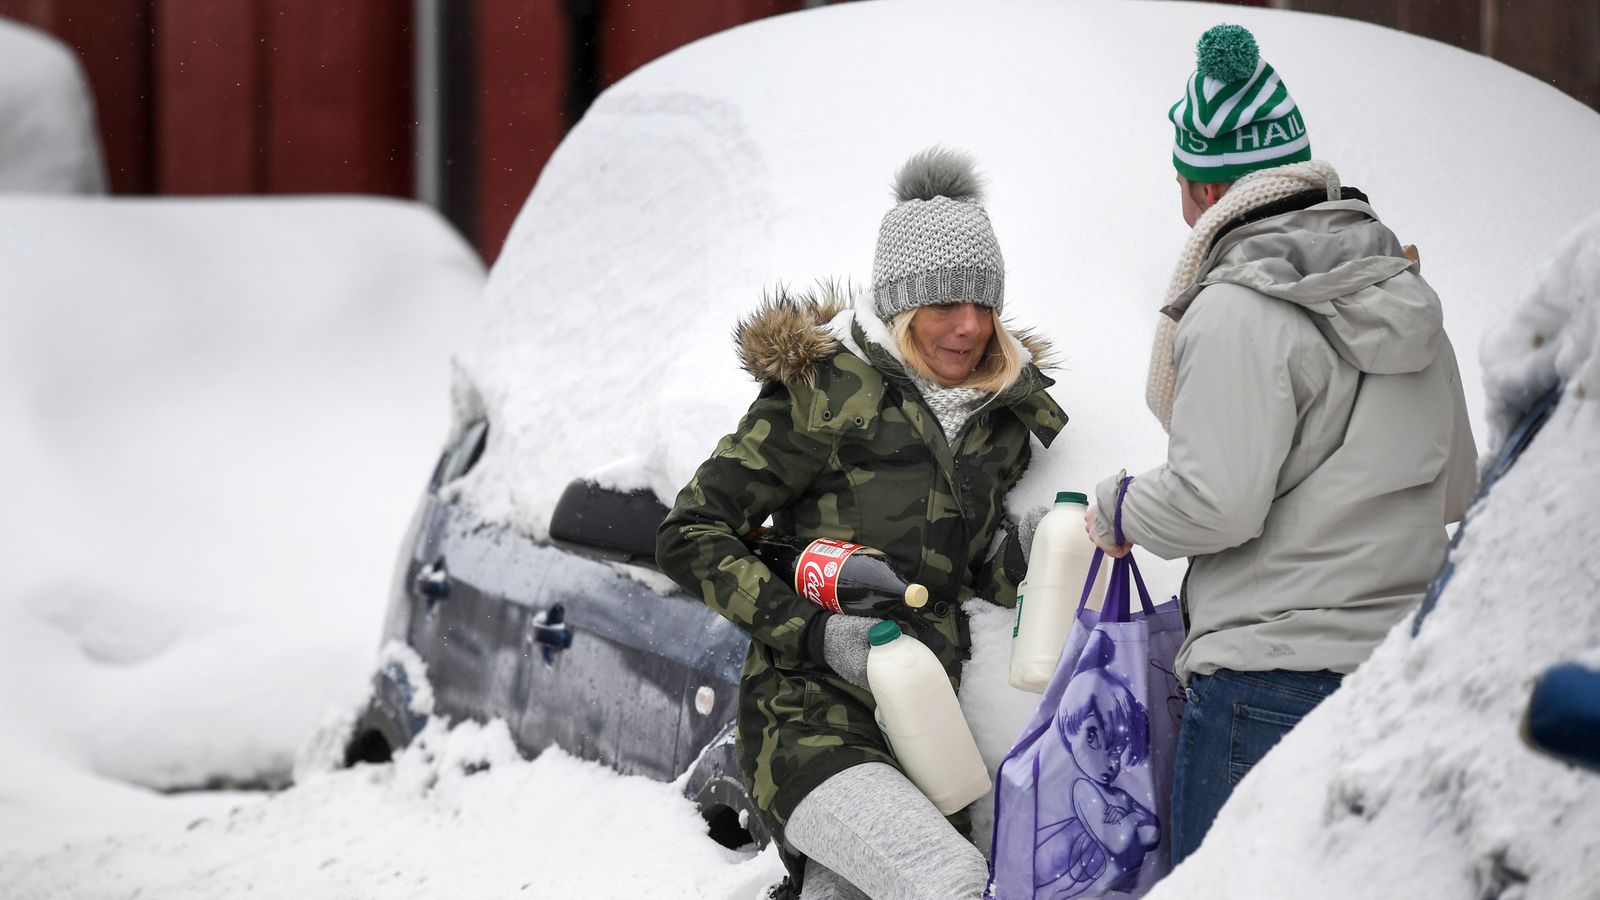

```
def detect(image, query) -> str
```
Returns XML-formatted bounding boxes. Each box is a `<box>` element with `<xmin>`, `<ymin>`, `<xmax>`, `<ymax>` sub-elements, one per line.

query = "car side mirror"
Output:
<box><xmin>549</xmin><ymin>479</ymin><xmax>671</xmax><ymax>566</ymax></box>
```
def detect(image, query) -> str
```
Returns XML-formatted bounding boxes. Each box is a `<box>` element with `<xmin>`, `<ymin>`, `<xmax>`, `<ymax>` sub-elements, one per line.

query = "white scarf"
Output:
<box><xmin>912</xmin><ymin>377</ymin><xmax>991</xmax><ymax>440</ymax></box>
<box><xmin>1145</xmin><ymin>161</ymin><xmax>1343</xmax><ymax>430</ymax></box>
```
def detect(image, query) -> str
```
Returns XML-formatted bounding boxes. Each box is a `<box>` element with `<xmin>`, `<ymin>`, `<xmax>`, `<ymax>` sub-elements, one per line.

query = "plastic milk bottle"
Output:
<box><xmin>1008</xmin><ymin>491</ymin><xmax>1110</xmax><ymax>692</ymax></box>
<box><xmin>867</xmin><ymin>621</ymin><xmax>991</xmax><ymax>814</ymax></box>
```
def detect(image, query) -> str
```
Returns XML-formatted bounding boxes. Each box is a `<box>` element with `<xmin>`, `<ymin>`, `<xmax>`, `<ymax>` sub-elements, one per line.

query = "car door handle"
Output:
<box><xmin>532</xmin><ymin>622</ymin><xmax>572</xmax><ymax>649</ymax></box>
<box><xmin>413</xmin><ymin>560</ymin><xmax>450</xmax><ymax>601</ymax></box>
<box><xmin>531</xmin><ymin>603</ymin><xmax>573</xmax><ymax>664</ymax></box>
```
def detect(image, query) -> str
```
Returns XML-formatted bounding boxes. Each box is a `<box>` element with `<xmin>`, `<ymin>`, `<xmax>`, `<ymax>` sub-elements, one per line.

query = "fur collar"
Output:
<box><xmin>734</xmin><ymin>282</ymin><xmax>852</xmax><ymax>385</ymax></box>
<box><xmin>734</xmin><ymin>281</ymin><xmax>1054</xmax><ymax>385</ymax></box>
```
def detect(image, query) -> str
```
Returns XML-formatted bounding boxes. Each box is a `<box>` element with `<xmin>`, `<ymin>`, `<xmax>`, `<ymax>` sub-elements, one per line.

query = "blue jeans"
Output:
<box><xmin>1170</xmin><ymin>668</ymin><xmax>1344</xmax><ymax>867</ymax></box>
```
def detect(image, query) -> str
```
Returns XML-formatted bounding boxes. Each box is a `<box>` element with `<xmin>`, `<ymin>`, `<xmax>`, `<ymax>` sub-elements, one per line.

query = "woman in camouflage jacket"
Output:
<box><xmin>657</xmin><ymin>149</ymin><xmax>1065</xmax><ymax>900</ymax></box>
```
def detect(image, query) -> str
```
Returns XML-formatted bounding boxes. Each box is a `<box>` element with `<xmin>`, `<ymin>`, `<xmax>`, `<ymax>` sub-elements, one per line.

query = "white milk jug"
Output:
<box><xmin>867</xmin><ymin>621</ymin><xmax>991</xmax><ymax>814</ymax></box>
<box><xmin>1009</xmin><ymin>491</ymin><xmax>1110</xmax><ymax>692</ymax></box>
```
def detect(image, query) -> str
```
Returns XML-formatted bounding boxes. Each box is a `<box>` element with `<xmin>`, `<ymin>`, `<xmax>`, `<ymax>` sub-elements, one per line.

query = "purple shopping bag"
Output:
<box><xmin>989</xmin><ymin>489</ymin><xmax>1184</xmax><ymax>899</ymax></box>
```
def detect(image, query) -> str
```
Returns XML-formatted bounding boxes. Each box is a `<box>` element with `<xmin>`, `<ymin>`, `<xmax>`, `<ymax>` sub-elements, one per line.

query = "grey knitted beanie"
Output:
<box><xmin>871</xmin><ymin>147</ymin><xmax>1004</xmax><ymax>321</ymax></box>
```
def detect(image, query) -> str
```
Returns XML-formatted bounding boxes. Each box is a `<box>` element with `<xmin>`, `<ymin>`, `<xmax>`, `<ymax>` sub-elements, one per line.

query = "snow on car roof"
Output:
<box><xmin>0</xmin><ymin>194</ymin><xmax>484</xmax><ymax>815</ymax></box>
<box><xmin>0</xmin><ymin>17</ymin><xmax>106</xmax><ymax>193</ymax></box>
<box><xmin>452</xmin><ymin>0</ymin><xmax>1600</xmax><ymax>590</ymax></box>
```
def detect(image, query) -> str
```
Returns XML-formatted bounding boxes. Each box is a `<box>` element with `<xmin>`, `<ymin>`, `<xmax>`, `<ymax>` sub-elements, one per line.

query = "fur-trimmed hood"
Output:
<box><xmin>734</xmin><ymin>282</ymin><xmax>853</xmax><ymax>386</ymax></box>
<box><xmin>733</xmin><ymin>281</ymin><xmax>1054</xmax><ymax>387</ymax></box>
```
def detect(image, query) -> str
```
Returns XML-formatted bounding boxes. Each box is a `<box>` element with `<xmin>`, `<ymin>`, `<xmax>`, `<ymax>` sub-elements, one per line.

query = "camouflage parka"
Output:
<box><xmin>656</xmin><ymin>288</ymin><xmax>1066</xmax><ymax>884</ymax></box>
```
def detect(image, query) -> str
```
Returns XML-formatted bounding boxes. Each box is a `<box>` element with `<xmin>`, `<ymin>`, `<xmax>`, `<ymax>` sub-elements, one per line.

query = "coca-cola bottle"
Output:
<box><xmin>748</xmin><ymin>534</ymin><xmax>928</xmax><ymax>615</ymax></box>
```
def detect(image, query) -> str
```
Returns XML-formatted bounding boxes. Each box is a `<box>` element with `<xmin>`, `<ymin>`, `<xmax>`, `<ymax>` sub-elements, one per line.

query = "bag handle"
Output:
<box><xmin>1105</xmin><ymin>549</ymin><xmax>1130</xmax><ymax>623</ymax></box>
<box><xmin>1077</xmin><ymin>547</ymin><xmax>1106</xmax><ymax>613</ymax></box>
<box><xmin>1128</xmin><ymin>555</ymin><xmax>1154</xmax><ymax>615</ymax></box>
<box><xmin>1094</xmin><ymin>474</ymin><xmax>1155</xmax><ymax>623</ymax></box>
<box><xmin>1113</xmin><ymin>472</ymin><xmax>1131</xmax><ymax>546</ymax></box>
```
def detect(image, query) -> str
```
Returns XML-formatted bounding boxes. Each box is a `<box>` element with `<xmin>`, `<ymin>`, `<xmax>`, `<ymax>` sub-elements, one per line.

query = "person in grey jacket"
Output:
<box><xmin>1085</xmin><ymin>24</ymin><xmax>1478</xmax><ymax>866</ymax></box>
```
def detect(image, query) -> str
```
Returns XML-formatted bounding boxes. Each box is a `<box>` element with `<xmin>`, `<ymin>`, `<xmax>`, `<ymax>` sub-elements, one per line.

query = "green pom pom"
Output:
<box><xmin>1196</xmin><ymin>24</ymin><xmax>1259</xmax><ymax>83</ymax></box>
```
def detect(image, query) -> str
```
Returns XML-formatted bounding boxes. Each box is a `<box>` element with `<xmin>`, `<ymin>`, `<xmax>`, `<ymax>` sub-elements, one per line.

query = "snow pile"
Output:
<box><xmin>1146</xmin><ymin>214</ymin><xmax>1600</xmax><ymax>899</ymax></box>
<box><xmin>0</xmin><ymin>196</ymin><xmax>482</xmax><ymax>849</ymax></box>
<box><xmin>2</xmin><ymin>718</ymin><xmax>784</xmax><ymax>900</ymax></box>
<box><xmin>1480</xmin><ymin>213</ymin><xmax>1600</xmax><ymax>446</ymax></box>
<box><xmin>454</xmin><ymin>0</ymin><xmax>1600</xmax><ymax>608</ymax></box>
<box><xmin>0</xmin><ymin>18</ymin><xmax>106</xmax><ymax>193</ymax></box>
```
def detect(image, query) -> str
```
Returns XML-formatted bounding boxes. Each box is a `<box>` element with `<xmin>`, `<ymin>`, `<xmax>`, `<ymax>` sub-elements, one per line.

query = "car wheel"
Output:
<box><xmin>683</xmin><ymin>721</ymin><xmax>768</xmax><ymax>850</ymax></box>
<box><xmin>344</xmin><ymin>660</ymin><xmax>429</xmax><ymax>766</ymax></box>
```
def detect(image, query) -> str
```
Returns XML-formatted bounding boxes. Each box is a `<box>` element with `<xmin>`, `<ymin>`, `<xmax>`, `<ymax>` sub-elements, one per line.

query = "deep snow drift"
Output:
<box><xmin>0</xmin><ymin>196</ymin><xmax>483</xmax><ymax>853</ymax></box>
<box><xmin>5</xmin><ymin>719</ymin><xmax>783</xmax><ymax>900</ymax></box>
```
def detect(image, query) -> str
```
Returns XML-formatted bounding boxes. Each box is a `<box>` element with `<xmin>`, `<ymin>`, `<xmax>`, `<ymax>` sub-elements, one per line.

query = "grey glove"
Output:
<box><xmin>1018</xmin><ymin>503</ymin><xmax>1051</xmax><ymax>561</ymax></box>
<box><xmin>822</xmin><ymin>614</ymin><xmax>882</xmax><ymax>691</ymax></box>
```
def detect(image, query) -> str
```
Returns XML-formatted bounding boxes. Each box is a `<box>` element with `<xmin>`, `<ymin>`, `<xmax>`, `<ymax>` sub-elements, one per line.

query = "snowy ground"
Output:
<box><xmin>3</xmin><ymin>1</ymin><xmax>1600</xmax><ymax>898</ymax></box>
<box><xmin>5</xmin><ymin>721</ymin><xmax>782</xmax><ymax>900</ymax></box>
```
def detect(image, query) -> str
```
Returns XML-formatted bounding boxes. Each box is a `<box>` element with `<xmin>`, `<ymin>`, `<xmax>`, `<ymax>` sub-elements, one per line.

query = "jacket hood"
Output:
<box><xmin>1176</xmin><ymin>199</ymin><xmax>1443</xmax><ymax>375</ymax></box>
<box><xmin>734</xmin><ymin>282</ymin><xmax>853</xmax><ymax>385</ymax></box>
<box><xmin>735</xmin><ymin>281</ymin><xmax>1053</xmax><ymax>386</ymax></box>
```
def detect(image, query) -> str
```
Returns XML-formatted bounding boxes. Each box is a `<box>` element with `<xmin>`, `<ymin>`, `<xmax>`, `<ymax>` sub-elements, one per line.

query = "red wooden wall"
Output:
<box><xmin>472</xmin><ymin>0</ymin><xmax>569</xmax><ymax>265</ymax></box>
<box><xmin>155</xmin><ymin>0</ymin><xmax>258</xmax><ymax>194</ymax></box>
<box><xmin>0</xmin><ymin>0</ymin><xmax>810</xmax><ymax>262</ymax></box>
<box><xmin>1280</xmin><ymin>0</ymin><xmax>1600</xmax><ymax>110</ymax></box>
<box><xmin>257</xmin><ymin>1</ymin><xmax>413</xmax><ymax>195</ymax></box>
<box><xmin>0</xmin><ymin>0</ymin><xmax>413</xmax><ymax>197</ymax></box>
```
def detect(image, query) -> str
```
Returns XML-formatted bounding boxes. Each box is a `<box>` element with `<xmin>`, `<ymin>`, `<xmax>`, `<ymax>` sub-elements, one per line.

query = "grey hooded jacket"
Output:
<box><xmin>1094</xmin><ymin>194</ymin><xmax>1478</xmax><ymax>682</ymax></box>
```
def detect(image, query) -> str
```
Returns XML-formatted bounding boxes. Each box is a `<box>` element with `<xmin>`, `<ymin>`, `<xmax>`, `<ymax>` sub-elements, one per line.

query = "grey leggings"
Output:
<box><xmin>785</xmin><ymin>763</ymin><xmax>990</xmax><ymax>900</ymax></box>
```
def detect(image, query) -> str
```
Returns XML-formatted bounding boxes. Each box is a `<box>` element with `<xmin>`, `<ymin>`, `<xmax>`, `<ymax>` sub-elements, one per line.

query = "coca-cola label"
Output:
<box><xmin>795</xmin><ymin>538</ymin><xmax>863</xmax><ymax>613</ymax></box>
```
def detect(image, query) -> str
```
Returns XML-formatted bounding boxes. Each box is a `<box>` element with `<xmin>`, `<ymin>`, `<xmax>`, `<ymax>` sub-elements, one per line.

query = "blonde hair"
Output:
<box><xmin>890</xmin><ymin>306</ymin><xmax>1025</xmax><ymax>394</ymax></box>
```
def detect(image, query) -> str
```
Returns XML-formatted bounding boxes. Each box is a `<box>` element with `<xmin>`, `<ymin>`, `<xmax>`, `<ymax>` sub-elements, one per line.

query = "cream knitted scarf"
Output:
<box><xmin>1145</xmin><ymin>160</ymin><xmax>1344</xmax><ymax>430</ymax></box>
<box><xmin>912</xmin><ymin>376</ymin><xmax>991</xmax><ymax>441</ymax></box>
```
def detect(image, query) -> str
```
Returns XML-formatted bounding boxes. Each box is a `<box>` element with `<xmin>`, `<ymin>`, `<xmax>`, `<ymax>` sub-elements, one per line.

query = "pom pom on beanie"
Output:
<box><xmin>892</xmin><ymin>146</ymin><xmax>986</xmax><ymax>204</ymax></box>
<box><xmin>1196</xmin><ymin>24</ymin><xmax>1259</xmax><ymax>83</ymax></box>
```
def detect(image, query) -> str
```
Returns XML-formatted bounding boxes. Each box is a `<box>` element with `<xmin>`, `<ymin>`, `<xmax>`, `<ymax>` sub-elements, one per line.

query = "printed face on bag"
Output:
<box><xmin>1058</xmin><ymin>664</ymin><xmax>1150</xmax><ymax>787</ymax></box>
<box><xmin>1073</xmin><ymin>711</ymin><xmax>1124</xmax><ymax>784</ymax></box>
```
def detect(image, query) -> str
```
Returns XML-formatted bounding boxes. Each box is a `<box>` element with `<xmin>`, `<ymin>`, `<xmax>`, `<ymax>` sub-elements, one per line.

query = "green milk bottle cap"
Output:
<box><xmin>868</xmin><ymin>621</ymin><xmax>903</xmax><ymax>646</ymax></box>
<box><xmin>1056</xmin><ymin>491</ymin><xmax>1088</xmax><ymax>505</ymax></box>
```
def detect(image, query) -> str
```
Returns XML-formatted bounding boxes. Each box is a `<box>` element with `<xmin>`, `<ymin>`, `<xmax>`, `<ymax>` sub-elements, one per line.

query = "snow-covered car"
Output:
<box><xmin>0</xmin><ymin>190</ymin><xmax>483</xmax><ymax>855</ymax></box>
<box><xmin>343</xmin><ymin>0</ymin><xmax>1600</xmax><ymax>862</ymax></box>
<box><xmin>346</xmin><ymin>427</ymin><xmax>766</xmax><ymax>847</ymax></box>
<box><xmin>0</xmin><ymin>17</ymin><xmax>106</xmax><ymax>193</ymax></box>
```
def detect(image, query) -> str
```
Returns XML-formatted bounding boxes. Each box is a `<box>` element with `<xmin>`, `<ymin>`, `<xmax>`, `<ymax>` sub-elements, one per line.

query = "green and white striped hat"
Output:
<box><xmin>1169</xmin><ymin>25</ymin><xmax>1311</xmax><ymax>183</ymax></box>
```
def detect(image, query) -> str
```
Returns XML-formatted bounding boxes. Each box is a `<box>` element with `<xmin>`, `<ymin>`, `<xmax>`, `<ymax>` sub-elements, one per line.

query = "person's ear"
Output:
<box><xmin>1201</xmin><ymin>182</ymin><xmax>1229</xmax><ymax>209</ymax></box>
